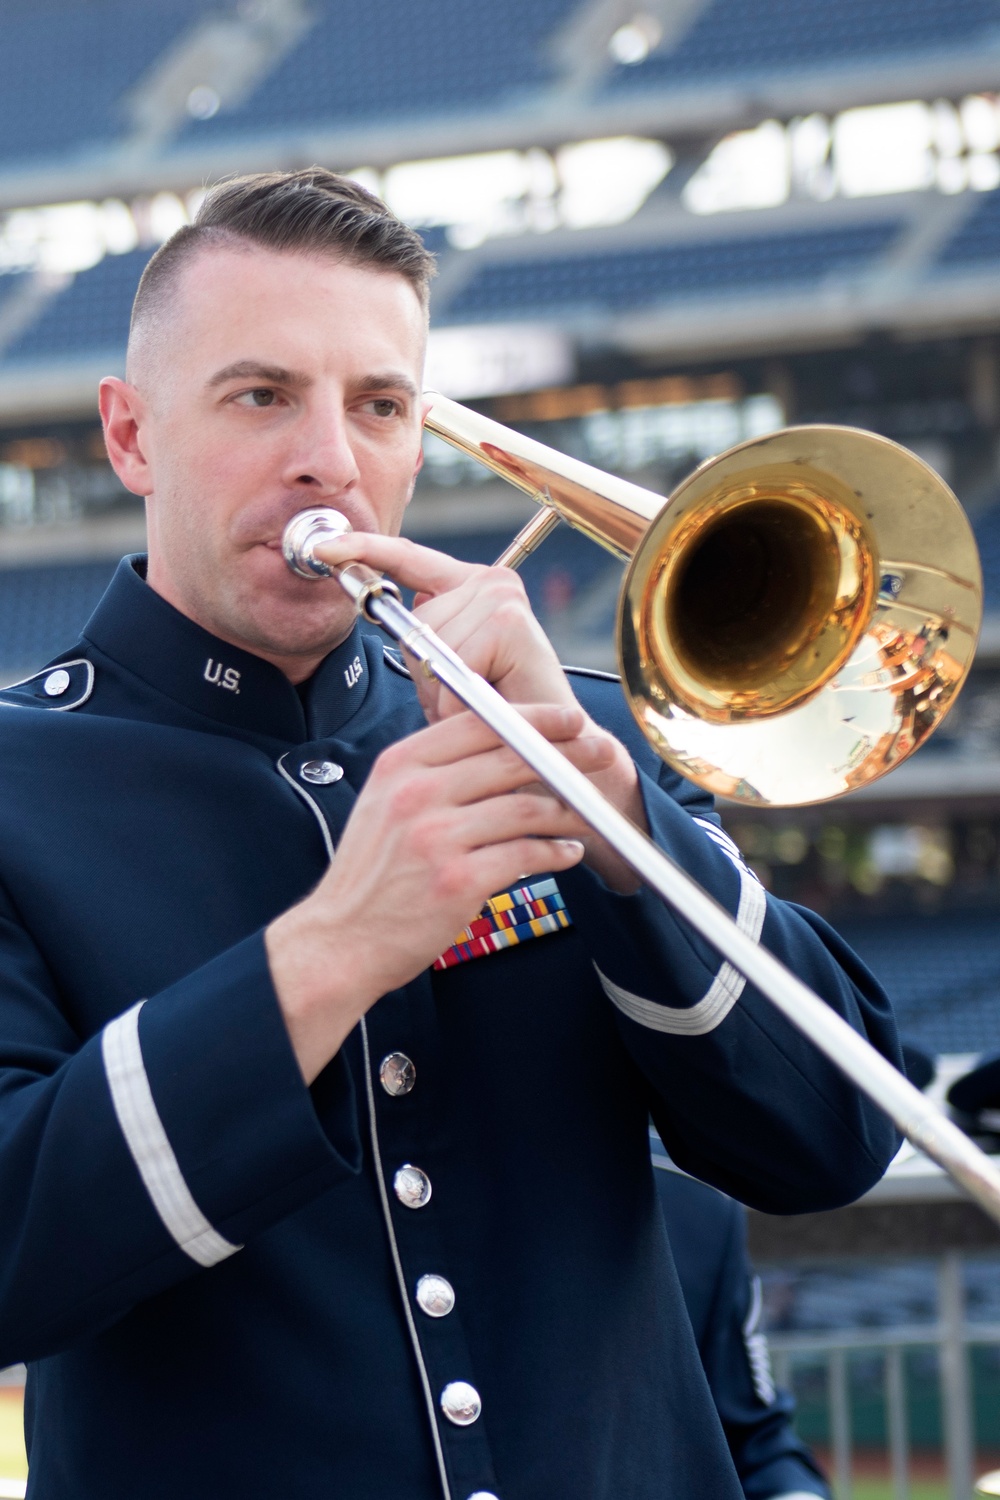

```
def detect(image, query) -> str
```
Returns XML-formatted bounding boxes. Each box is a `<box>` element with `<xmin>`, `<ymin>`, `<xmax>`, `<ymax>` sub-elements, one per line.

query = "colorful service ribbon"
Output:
<box><xmin>433</xmin><ymin>877</ymin><xmax>572</xmax><ymax>970</ymax></box>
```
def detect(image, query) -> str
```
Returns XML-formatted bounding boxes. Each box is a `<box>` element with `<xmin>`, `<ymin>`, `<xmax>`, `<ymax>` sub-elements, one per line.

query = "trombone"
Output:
<box><xmin>283</xmin><ymin>394</ymin><xmax>1000</xmax><ymax>1225</ymax></box>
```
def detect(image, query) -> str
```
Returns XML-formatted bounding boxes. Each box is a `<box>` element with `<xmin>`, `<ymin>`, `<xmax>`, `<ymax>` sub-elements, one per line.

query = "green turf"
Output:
<box><xmin>845</xmin><ymin>1484</ymin><xmax>947</xmax><ymax>1500</ymax></box>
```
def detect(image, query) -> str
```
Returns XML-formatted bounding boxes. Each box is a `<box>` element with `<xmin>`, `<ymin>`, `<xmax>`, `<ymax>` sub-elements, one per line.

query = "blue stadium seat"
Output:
<box><xmin>974</xmin><ymin>499</ymin><xmax>1000</xmax><ymax>610</ymax></box>
<box><xmin>603</xmin><ymin>0</ymin><xmax>1000</xmax><ymax>94</ymax></box>
<box><xmin>0</xmin><ymin>1</ymin><xmax>205</xmax><ymax>167</ymax></box>
<box><xmin>176</xmin><ymin>0</ymin><xmax>578</xmax><ymax>147</ymax></box>
<box><xmin>936</xmin><ymin>188</ymin><xmax>1000</xmax><ymax>267</ymax></box>
<box><xmin>438</xmin><ymin>224</ymin><xmax>903</xmax><ymax>322</ymax></box>
<box><xmin>0</xmin><ymin>560</ymin><xmax>119</xmax><ymax>679</ymax></box>
<box><xmin>0</xmin><ymin>248</ymin><xmax>153</xmax><ymax>365</ymax></box>
<box><xmin>839</xmin><ymin>912</ymin><xmax>1000</xmax><ymax>1053</ymax></box>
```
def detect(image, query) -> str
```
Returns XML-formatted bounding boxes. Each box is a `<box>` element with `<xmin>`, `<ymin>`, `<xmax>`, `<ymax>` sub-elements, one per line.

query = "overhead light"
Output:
<box><xmin>608</xmin><ymin>14</ymin><xmax>663</xmax><ymax>66</ymax></box>
<box><xmin>186</xmin><ymin>84</ymin><xmax>221</xmax><ymax>120</ymax></box>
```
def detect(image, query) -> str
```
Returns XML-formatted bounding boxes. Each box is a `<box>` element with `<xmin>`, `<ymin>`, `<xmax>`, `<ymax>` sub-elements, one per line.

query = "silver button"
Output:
<box><xmin>380</xmin><ymin>1052</ymin><xmax>416</xmax><ymax>1097</ymax></box>
<box><xmin>440</xmin><ymin>1380</ymin><xmax>482</xmax><ymax>1427</ymax></box>
<box><xmin>300</xmin><ymin>760</ymin><xmax>344</xmax><ymax>786</ymax></box>
<box><xmin>416</xmin><ymin>1273</ymin><xmax>455</xmax><ymax>1318</ymax></box>
<box><xmin>467</xmin><ymin>1494</ymin><xmax>500</xmax><ymax>1500</ymax></box>
<box><xmin>393</xmin><ymin>1164</ymin><xmax>432</xmax><ymax>1209</ymax></box>
<box><xmin>43</xmin><ymin>669</ymin><xmax>71</xmax><ymax>698</ymax></box>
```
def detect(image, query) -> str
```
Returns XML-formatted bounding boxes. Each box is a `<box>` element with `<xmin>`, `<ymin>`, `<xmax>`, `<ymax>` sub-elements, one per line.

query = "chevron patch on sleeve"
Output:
<box><xmin>433</xmin><ymin>878</ymin><xmax>572</xmax><ymax>970</ymax></box>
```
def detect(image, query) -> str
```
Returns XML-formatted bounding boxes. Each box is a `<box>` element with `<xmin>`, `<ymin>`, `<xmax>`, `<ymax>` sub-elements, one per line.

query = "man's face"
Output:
<box><xmin>104</xmin><ymin>246</ymin><xmax>427</xmax><ymax>675</ymax></box>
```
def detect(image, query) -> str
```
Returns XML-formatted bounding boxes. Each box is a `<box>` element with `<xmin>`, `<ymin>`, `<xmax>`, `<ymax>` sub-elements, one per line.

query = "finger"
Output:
<box><xmin>314</xmin><ymin>531</ymin><xmax>479</xmax><ymax>597</ymax></box>
<box><xmin>403</xmin><ymin>704</ymin><xmax>586</xmax><ymax>769</ymax></box>
<box><xmin>437</xmin><ymin>732</ymin><xmax>617</xmax><ymax>808</ymax></box>
<box><xmin>456</xmin><ymin>792</ymin><xmax>592</xmax><ymax>847</ymax></box>
<box><xmin>463</xmin><ymin>837</ymin><xmax>585</xmax><ymax>899</ymax></box>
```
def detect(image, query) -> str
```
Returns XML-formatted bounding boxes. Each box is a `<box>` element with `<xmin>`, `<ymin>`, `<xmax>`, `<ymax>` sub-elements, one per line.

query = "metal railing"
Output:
<box><xmin>769</xmin><ymin>1253</ymin><xmax>999</xmax><ymax>1500</ymax></box>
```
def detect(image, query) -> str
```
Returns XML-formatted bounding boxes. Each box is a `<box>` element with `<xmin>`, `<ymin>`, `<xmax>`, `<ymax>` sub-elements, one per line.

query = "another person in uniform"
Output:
<box><xmin>0</xmin><ymin>169</ymin><xmax>900</xmax><ymax>1500</ymax></box>
<box><xmin>660</xmin><ymin>1167</ymin><xmax>831</xmax><ymax>1500</ymax></box>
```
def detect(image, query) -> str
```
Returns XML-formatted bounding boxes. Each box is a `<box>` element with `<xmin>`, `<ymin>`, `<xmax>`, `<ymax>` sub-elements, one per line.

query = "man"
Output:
<box><xmin>659</xmin><ymin>1167</ymin><xmax>831</xmax><ymax>1500</ymax></box>
<box><xmin>0</xmin><ymin>170</ymin><xmax>899</xmax><ymax>1499</ymax></box>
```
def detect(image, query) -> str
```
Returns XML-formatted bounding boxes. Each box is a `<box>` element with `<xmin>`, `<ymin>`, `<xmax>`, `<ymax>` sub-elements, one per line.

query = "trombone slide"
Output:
<box><xmin>282</xmin><ymin>506</ymin><xmax>1000</xmax><ymax>1229</ymax></box>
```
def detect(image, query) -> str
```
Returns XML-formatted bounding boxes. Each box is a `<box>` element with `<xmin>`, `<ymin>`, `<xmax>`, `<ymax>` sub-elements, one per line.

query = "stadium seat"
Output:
<box><xmin>936</xmin><ymin>188</ymin><xmax>1000</xmax><ymax>268</ymax></box>
<box><xmin>437</xmin><ymin>224</ymin><xmax>904</xmax><ymax>322</ymax></box>
<box><xmin>602</xmin><ymin>0</ymin><xmax>1000</xmax><ymax>95</ymax></box>
<box><xmin>0</xmin><ymin>249</ymin><xmax>154</xmax><ymax>366</ymax></box>
<box><xmin>838</xmin><ymin>912</ymin><xmax>1000</xmax><ymax>1052</ymax></box>
<box><xmin>0</xmin><ymin>560</ymin><xmax>119</xmax><ymax>683</ymax></box>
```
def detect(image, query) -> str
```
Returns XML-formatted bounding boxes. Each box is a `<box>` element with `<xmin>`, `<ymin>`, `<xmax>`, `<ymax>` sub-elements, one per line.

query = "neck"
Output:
<box><xmin>144</xmin><ymin>560</ymin><xmax>355</xmax><ymax>686</ymax></box>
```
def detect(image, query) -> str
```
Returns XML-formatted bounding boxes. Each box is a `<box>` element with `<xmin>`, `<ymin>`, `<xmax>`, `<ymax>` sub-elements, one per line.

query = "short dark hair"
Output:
<box><xmin>130</xmin><ymin>168</ymin><xmax>435</xmax><ymax>338</ymax></box>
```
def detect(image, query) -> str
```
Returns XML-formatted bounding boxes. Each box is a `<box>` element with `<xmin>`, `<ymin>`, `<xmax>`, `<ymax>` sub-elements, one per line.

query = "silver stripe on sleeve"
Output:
<box><xmin>596</xmin><ymin>865</ymin><xmax>767</xmax><ymax>1036</ymax></box>
<box><xmin>102</xmin><ymin>1001</ymin><xmax>242</xmax><ymax>1268</ymax></box>
<box><xmin>743</xmin><ymin>1275</ymin><xmax>778</xmax><ymax>1404</ymax></box>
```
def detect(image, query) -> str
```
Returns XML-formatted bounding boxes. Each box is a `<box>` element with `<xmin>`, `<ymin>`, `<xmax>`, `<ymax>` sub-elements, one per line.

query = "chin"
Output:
<box><xmin>233</xmin><ymin>597</ymin><xmax>357</xmax><ymax>663</ymax></box>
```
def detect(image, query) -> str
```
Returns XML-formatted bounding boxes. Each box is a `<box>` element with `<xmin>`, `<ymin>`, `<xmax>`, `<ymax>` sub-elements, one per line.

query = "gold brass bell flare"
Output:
<box><xmin>976</xmin><ymin>1470</ymin><xmax>1000</xmax><ymax>1496</ymax></box>
<box><xmin>621</xmin><ymin>424</ymin><xmax>982</xmax><ymax>807</ymax></box>
<box><xmin>424</xmin><ymin>394</ymin><xmax>982</xmax><ymax>810</ymax></box>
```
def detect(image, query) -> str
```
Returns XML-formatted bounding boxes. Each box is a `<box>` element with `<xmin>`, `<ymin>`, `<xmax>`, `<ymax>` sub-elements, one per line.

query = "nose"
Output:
<box><xmin>282</xmin><ymin>399</ymin><xmax>361</xmax><ymax>497</ymax></box>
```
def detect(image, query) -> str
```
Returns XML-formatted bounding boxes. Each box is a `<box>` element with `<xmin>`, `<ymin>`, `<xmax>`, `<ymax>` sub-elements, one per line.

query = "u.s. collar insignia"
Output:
<box><xmin>433</xmin><ymin>877</ymin><xmax>572</xmax><ymax>970</ymax></box>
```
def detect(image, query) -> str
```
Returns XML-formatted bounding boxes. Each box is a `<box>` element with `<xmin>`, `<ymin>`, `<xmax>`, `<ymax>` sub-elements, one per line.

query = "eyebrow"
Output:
<box><xmin>205</xmin><ymin>362</ymin><xmax>421</xmax><ymax>402</ymax></box>
<box><xmin>351</xmin><ymin>370</ymin><xmax>421</xmax><ymax>402</ymax></box>
<box><xmin>207</xmin><ymin>360</ymin><xmax>310</xmax><ymax>390</ymax></box>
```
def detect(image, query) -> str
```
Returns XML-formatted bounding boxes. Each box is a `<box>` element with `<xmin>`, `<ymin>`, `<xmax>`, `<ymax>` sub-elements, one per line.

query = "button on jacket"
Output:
<box><xmin>0</xmin><ymin>558</ymin><xmax>900</xmax><ymax>1500</ymax></box>
<box><xmin>659</xmin><ymin>1168</ymin><xmax>832</xmax><ymax>1500</ymax></box>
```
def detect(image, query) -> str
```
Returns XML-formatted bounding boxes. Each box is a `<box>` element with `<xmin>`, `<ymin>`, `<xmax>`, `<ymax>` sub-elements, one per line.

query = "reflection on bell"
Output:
<box><xmin>975</xmin><ymin>1469</ymin><xmax>1000</xmax><ymax>1496</ymax></box>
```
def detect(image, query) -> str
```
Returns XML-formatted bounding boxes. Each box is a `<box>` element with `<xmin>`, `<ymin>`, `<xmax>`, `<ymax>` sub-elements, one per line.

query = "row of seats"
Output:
<box><xmin>0</xmin><ymin>558</ymin><xmax>117</xmax><ymax>680</ymax></box>
<box><xmin>604</xmin><ymin>0</ymin><xmax>1000</xmax><ymax>95</ymax></box>
<box><xmin>2</xmin><ymin>199</ymin><xmax>1000</xmax><ymax>366</ymax></box>
<box><xmin>439</xmin><ymin>225</ymin><xmax>903</xmax><ymax>322</ymax></box>
<box><xmin>0</xmin><ymin>0</ymin><xmax>206</xmax><ymax>167</ymax></box>
<box><xmin>0</xmin><ymin>224</ymin><xmax>905</xmax><ymax>368</ymax></box>
<box><xmin>1</xmin><ymin>0</ymin><xmax>997</xmax><ymax>172</ymax></box>
<box><xmin>840</xmin><ymin>912</ymin><xmax>1000</xmax><ymax>1053</ymax></box>
<box><xmin>936</xmin><ymin>187</ymin><xmax>1000</xmax><ymax>267</ymax></box>
<box><xmin>0</xmin><ymin>248</ymin><xmax>153</xmax><ymax>363</ymax></box>
<box><xmin>177</xmin><ymin>0</ymin><xmax>576</xmax><ymax>145</ymax></box>
<box><xmin>0</xmin><ymin>0</ymin><xmax>576</xmax><ymax>170</ymax></box>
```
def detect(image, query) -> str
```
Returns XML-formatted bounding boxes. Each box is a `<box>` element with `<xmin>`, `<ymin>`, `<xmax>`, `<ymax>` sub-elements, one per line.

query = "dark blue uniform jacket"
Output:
<box><xmin>0</xmin><ymin>558</ymin><xmax>899</xmax><ymax>1500</ymax></box>
<box><xmin>659</xmin><ymin>1169</ymin><xmax>831</xmax><ymax>1500</ymax></box>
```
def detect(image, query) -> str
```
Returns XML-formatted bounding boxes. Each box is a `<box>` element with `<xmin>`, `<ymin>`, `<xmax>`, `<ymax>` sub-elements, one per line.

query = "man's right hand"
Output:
<box><xmin>265</xmin><ymin>703</ymin><xmax>613</xmax><ymax>1084</ymax></box>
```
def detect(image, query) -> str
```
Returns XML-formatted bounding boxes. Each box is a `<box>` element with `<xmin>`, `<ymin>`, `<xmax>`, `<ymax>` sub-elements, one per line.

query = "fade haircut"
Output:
<box><xmin>128</xmin><ymin>168</ymin><xmax>436</xmax><ymax>358</ymax></box>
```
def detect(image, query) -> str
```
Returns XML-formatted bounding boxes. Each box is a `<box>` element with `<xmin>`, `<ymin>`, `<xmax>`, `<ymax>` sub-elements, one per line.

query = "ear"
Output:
<box><xmin>99</xmin><ymin>377</ymin><xmax>153</xmax><ymax>497</ymax></box>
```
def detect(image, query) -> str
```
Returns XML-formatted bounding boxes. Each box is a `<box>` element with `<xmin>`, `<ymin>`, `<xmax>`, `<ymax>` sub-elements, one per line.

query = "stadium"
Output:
<box><xmin>2</xmin><ymin>0</ymin><xmax>1000</xmax><ymax>1496</ymax></box>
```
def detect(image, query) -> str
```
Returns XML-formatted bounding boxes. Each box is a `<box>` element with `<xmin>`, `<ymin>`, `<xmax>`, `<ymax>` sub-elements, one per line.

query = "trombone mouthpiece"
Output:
<box><xmin>282</xmin><ymin>508</ymin><xmax>353</xmax><ymax>580</ymax></box>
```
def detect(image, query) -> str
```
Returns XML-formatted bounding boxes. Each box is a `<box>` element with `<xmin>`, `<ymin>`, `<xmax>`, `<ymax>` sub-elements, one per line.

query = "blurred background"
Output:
<box><xmin>3</xmin><ymin>0</ymin><xmax>1000</xmax><ymax>1495</ymax></box>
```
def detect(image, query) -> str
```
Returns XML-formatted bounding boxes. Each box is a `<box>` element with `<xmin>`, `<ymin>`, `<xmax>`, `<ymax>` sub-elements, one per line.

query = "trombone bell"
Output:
<box><xmin>423</xmin><ymin>394</ymin><xmax>982</xmax><ymax>808</ymax></box>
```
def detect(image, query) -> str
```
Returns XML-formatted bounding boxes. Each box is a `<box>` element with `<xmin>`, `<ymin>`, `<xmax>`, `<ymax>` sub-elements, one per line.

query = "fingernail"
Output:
<box><xmin>559</xmin><ymin>839</ymin><xmax>585</xmax><ymax>855</ymax></box>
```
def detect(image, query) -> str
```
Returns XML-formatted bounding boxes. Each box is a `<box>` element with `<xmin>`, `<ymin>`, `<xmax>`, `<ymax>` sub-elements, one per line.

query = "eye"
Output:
<box><xmin>364</xmin><ymin>398</ymin><xmax>400</xmax><ymax>417</ymax></box>
<box><xmin>232</xmin><ymin>387</ymin><xmax>279</xmax><ymax>408</ymax></box>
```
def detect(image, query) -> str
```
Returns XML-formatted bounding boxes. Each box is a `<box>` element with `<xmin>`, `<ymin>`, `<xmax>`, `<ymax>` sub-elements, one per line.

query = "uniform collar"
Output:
<box><xmin>82</xmin><ymin>556</ymin><xmax>375</xmax><ymax>743</ymax></box>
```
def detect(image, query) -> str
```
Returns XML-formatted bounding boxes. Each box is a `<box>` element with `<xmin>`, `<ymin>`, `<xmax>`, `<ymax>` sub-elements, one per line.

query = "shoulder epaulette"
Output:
<box><xmin>0</xmin><ymin>659</ymin><xmax>94</xmax><ymax>711</ymax></box>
